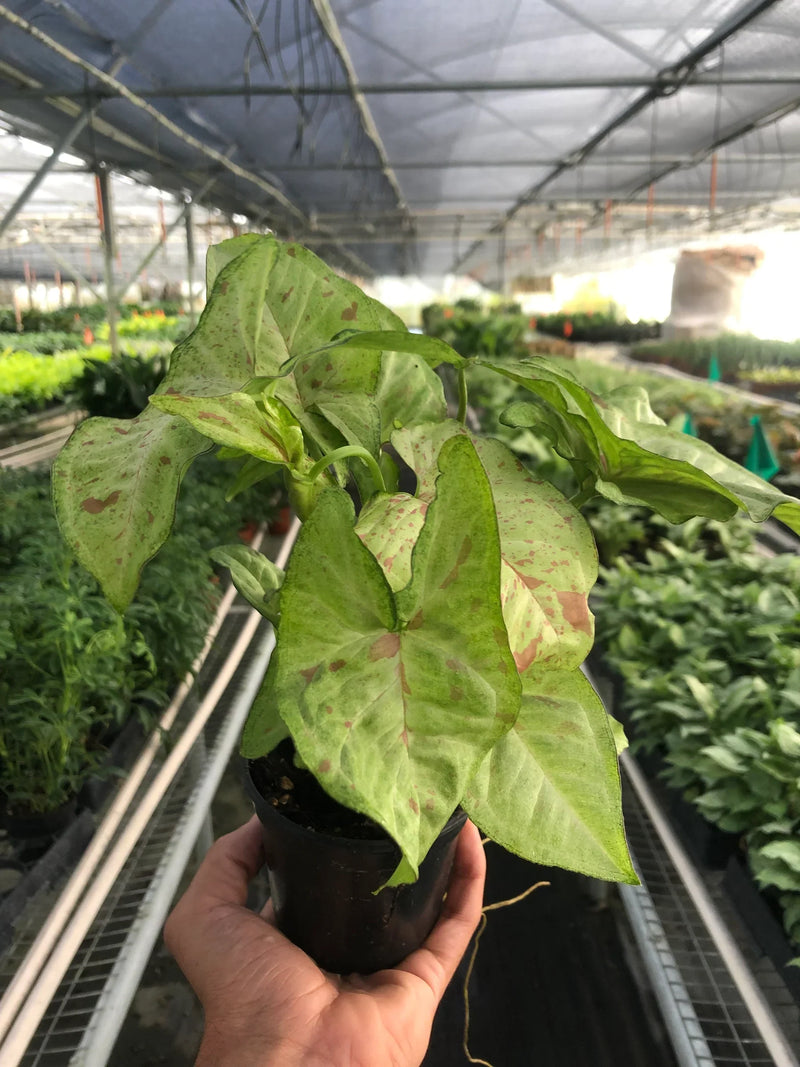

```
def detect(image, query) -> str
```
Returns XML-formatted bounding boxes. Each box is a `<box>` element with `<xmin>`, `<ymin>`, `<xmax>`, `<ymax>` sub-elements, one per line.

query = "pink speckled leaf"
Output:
<box><xmin>464</xmin><ymin>668</ymin><xmax>637</xmax><ymax>883</ymax></box>
<box><xmin>381</xmin><ymin>423</ymin><xmax>597</xmax><ymax>672</ymax></box>
<box><xmin>52</xmin><ymin>406</ymin><xmax>208</xmax><ymax>612</ymax></box>
<box><xmin>243</xmin><ymin>436</ymin><xmax>519</xmax><ymax>883</ymax></box>
<box><xmin>53</xmin><ymin>236</ymin><xmax>414</xmax><ymax>610</ymax></box>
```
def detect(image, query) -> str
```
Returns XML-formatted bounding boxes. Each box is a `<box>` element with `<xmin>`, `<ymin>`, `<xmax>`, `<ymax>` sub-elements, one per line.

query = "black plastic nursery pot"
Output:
<box><xmin>245</xmin><ymin>746</ymin><xmax>467</xmax><ymax>975</ymax></box>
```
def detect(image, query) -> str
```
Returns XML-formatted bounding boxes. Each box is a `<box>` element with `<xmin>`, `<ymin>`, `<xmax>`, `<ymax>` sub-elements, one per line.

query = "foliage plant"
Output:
<box><xmin>535</xmin><ymin>311</ymin><xmax>661</xmax><ymax>344</ymax></box>
<box><xmin>53</xmin><ymin>234</ymin><xmax>800</xmax><ymax>887</ymax></box>
<box><xmin>593</xmin><ymin>541</ymin><xmax>800</xmax><ymax>949</ymax></box>
<box><xmin>0</xmin><ymin>459</ymin><xmax>274</xmax><ymax>814</ymax></box>
<box><xmin>0</xmin><ymin>331</ymin><xmax>84</xmax><ymax>355</ymax></box>
<box><xmin>632</xmin><ymin>334</ymin><xmax>800</xmax><ymax>378</ymax></box>
<box><xmin>75</xmin><ymin>351</ymin><xmax>170</xmax><ymax>419</ymax></box>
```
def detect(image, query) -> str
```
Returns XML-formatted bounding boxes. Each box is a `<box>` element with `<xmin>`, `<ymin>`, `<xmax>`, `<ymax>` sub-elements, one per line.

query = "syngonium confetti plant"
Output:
<box><xmin>53</xmin><ymin>234</ymin><xmax>800</xmax><ymax>887</ymax></box>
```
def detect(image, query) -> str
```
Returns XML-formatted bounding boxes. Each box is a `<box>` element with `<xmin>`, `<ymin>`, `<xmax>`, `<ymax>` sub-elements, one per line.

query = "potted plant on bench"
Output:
<box><xmin>52</xmin><ymin>234</ymin><xmax>800</xmax><ymax>973</ymax></box>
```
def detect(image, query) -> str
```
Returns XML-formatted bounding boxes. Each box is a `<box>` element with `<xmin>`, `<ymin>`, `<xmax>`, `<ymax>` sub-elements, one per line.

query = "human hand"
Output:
<box><xmin>164</xmin><ymin>815</ymin><xmax>486</xmax><ymax>1067</ymax></box>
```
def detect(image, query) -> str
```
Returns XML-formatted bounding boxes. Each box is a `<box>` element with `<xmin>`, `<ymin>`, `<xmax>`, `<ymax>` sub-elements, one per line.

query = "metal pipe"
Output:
<box><xmin>0</xmin><ymin>111</ymin><xmax>94</xmax><ymax>241</ymax></box>
<box><xmin>114</xmin><ymin>173</ymin><xmax>219</xmax><ymax>301</ymax></box>
<box><xmin>95</xmin><ymin>167</ymin><xmax>119</xmax><ymax>357</ymax></box>
<box><xmin>0</xmin><ymin>523</ymin><xmax>299</xmax><ymax>1066</ymax></box>
<box><xmin>618</xmin><ymin>878</ymin><xmax>715</xmax><ymax>1067</ymax></box>
<box><xmin>450</xmin><ymin>0</ymin><xmax>786</xmax><ymax>272</ymax></box>
<box><xmin>0</xmin><ymin>4</ymin><xmax>307</xmax><ymax>226</ymax></box>
<box><xmin>184</xmin><ymin>198</ymin><xmax>197</xmax><ymax>329</ymax></box>
<box><xmin>34</xmin><ymin>234</ymin><xmax>103</xmax><ymax>302</ymax></box>
<box><xmin>4</xmin><ymin>74</ymin><xmax>800</xmax><ymax>103</ymax></box>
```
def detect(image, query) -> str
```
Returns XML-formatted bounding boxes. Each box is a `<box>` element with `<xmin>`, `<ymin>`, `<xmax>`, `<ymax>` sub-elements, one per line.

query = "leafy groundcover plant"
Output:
<box><xmin>53</xmin><ymin>234</ymin><xmax>800</xmax><ymax>889</ymax></box>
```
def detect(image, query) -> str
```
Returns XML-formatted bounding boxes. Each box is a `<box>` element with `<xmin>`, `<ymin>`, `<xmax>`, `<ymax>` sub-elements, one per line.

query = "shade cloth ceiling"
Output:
<box><xmin>1</xmin><ymin>0</ymin><xmax>800</xmax><ymax>285</ymax></box>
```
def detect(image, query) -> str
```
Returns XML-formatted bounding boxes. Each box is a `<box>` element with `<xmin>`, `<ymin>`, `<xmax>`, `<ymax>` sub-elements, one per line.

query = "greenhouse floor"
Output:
<box><xmin>109</xmin><ymin>755</ymin><xmax>676</xmax><ymax>1067</ymax></box>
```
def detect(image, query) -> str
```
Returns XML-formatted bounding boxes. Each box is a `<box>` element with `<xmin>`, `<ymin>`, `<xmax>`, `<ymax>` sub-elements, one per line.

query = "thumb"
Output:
<box><xmin>164</xmin><ymin>816</ymin><xmax>265</xmax><ymax>963</ymax></box>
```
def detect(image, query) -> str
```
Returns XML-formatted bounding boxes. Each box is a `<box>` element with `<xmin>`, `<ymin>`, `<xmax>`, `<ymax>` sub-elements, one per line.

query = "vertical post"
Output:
<box><xmin>23</xmin><ymin>260</ymin><xmax>32</xmax><ymax>308</ymax></box>
<box><xmin>709</xmin><ymin>152</ymin><xmax>718</xmax><ymax>217</ymax></box>
<box><xmin>497</xmin><ymin>226</ymin><xmax>507</xmax><ymax>296</ymax></box>
<box><xmin>184</xmin><ymin>199</ymin><xmax>197</xmax><ymax>329</ymax></box>
<box><xmin>647</xmin><ymin>182</ymin><xmax>655</xmax><ymax>233</ymax></box>
<box><xmin>604</xmin><ymin>199</ymin><xmax>613</xmax><ymax>246</ymax></box>
<box><xmin>96</xmin><ymin>168</ymin><xmax>120</xmax><ymax>357</ymax></box>
<box><xmin>55</xmin><ymin>269</ymin><xmax>64</xmax><ymax>307</ymax></box>
<box><xmin>12</xmin><ymin>288</ymin><xmax>22</xmax><ymax>332</ymax></box>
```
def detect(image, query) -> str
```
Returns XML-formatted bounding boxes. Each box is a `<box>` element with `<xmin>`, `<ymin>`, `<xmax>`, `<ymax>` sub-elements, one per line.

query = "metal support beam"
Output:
<box><xmin>184</xmin><ymin>199</ymin><xmax>197</xmax><ymax>329</ymax></box>
<box><xmin>3</xmin><ymin>74</ymin><xmax>800</xmax><ymax>103</ymax></box>
<box><xmin>309</xmin><ymin>0</ymin><xmax>412</xmax><ymax>232</ymax></box>
<box><xmin>96</xmin><ymin>168</ymin><xmax>119</xmax><ymax>357</ymax></box>
<box><xmin>0</xmin><ymin>110</ymin><xmax>94</xmax><ymax>241</ymax></box>
<box><xmin>450</xmin><ymin>0</ymin><xmax>786</xmax><ymax>273</ymax></box>
<box><xmin>114</xmin><ymin>171</ymin><xmax>220</xmax><ymax>300</ymax></box>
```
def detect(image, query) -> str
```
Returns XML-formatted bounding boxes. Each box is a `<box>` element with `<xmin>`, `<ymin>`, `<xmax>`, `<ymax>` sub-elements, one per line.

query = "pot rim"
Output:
<box><xmin>244</xmin><ymin>757</ymin><xmax>466</xmax><ymax>853</ymax></box>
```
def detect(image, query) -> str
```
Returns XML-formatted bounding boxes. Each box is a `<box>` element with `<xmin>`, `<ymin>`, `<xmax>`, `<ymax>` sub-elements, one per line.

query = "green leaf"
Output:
<box><xmin>302</xmin><ymin>329</ymin><xmax>465</xmax><ymax>369</ymax></box>
<box><xmin>368</xmin><ymin>422</ymin><xmax>597</xmax><ymax>673</ymax></box>
<box><xmin>209</xmin><ymin>544</ymin><xmax>283</xmax><ymax>623</ymax></box>
<box><xmin>150</xmin><ymin>392</ymin><xmax>306</xmax><ymax>469</ymax></box>
<box><xmin>375</xmin><ymin>350</ymin><xmax>447</xmax><ymax>439</ymax></box>
<box><xmin>463</xmin><ymin>668</ymin><xmax>637</xmax><ymax>883</ymax></box>
<box><xmin>490</xmin><ymin>357</ymin><xmax>800</xmax><ymax>533</ymax></box>
<box><xmin>52</xmin><ymin>407</ymin><xmax>209</xmax><ymax>612</ymax></box>
<box><xmin>205</xmin><ymin>233</ymin><xmax>262</xmax><ymax>290</ymax></box>
<box><xmin>249</xmin><ymin>436</ymin><xmax>520</xmax><ymax>882</ymax></box>
<box><xmin>54</xmin><ymin>236</ymin><xmax>411</xmax><ymax>608</ymax></box>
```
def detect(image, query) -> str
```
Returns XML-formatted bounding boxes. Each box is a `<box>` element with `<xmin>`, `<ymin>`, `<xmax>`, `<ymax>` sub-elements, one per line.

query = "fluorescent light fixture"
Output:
<box><xmin>58</xmin><ymin>152</ymin><xmax>84</xmax><ymax>166</ymax></box>
<box><xmin>232</xmin><ymin>213</ymin><xmax>248</xmax><ymax>225</ymax></box>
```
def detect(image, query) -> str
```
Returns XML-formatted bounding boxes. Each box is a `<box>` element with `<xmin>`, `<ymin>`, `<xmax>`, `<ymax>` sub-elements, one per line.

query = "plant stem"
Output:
<box><xmin>306</xmin><ymin>446</ymin><xmax>387</xmax><ymax>493</ymax></box>
<box><xmin>570</xmin><ymin>482</ymin><xmax>596</xmax><ymax>509</ymax></box>
<box><xmin>457</xmin><ymin>367</ymin><xmax>469</xmax><ymax>425</ymax></box>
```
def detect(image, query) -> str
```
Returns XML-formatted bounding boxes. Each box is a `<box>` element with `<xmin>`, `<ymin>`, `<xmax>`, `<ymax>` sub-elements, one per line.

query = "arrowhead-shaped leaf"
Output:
<box><xmin>300</xmin><ymin>328</ymin><xmax>465</xmax><ymax>369</ymax></box>
<box><xmin>52</xmin><ymin>406</ymin><xmax>209</xmax><ymax>612</ymax></box>
<box><xmin>244</xmin><ymin>436</ymin><xmax>520</xmax><ymax>882</ymax></box>
<box><xmin>486</xmin><ymin>357</ymin><xmax>800</xmax><ymax>533</ymax></box>
<box><xmin>54</xmin><ymin>236</ymin><xmax>423</xmax><ymax>609</ymax></box>
<box><xmin>150</xmin><ymin>392</ymin><xmax>306</xmax><ymax>469</ymax></box>
<box><xmin>361</xmin><ymin>422</ymin><xmax>597</xmax><ymax>673</ymax></box>
<box><xmin>464</xmin><ymin>668</ymin><xmax>637</xmax><ymax>883</ymax></box>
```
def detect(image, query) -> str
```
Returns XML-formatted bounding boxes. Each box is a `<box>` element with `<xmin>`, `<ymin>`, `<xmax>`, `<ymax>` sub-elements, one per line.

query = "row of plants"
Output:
<box><xmin>0</xmin><ymin>341</ymin><xmax>174</xmax><ymax>424</ymax></box>
<box><xmin>590</xmin><ymin>517</ymin><xmax>800</xmax><ymax>957</ymax></box>
<box><xmin>632</xmin><ymin>334</ymin><xmax>800</xmax><ymax>381</ymax></box>
<box><xmin>0</xmin><ymin>300</ymin><xmax>183</xmax><ymax>334</ymax></box>
<box><xmin>0</xmin><ymin>452</ymin><xmax>281</xmax><ymax>819</ymax></box>
<box><xmin>535</xmin><ymin>310</ymin><xmax>661</xmax><ymax>344</ymax></box>
<box><xmin>422</xmin><ymin>301</ymin><xmax>573</xmax><ymax>359</ymax></box>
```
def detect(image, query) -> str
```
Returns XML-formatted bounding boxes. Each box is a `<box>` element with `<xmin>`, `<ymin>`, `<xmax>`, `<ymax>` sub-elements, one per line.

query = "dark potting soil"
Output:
<box><xmin>249</xmin><ymin>740</ymin><xmax>390</xmax><ymax>840</ymax></box>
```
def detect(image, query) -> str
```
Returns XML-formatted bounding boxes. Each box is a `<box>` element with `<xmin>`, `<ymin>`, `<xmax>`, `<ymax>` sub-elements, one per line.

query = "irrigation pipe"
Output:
<box><xmin>0</xmin><ymin>522</ymin><xmax>293</xmax><ymax>1063</ymax></box>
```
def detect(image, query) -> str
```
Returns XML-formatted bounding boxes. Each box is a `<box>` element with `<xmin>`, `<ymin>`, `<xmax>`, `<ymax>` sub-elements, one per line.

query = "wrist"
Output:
<box><xmin>196</xmin><ymin>1020</ymin><xmax>309</xmax><ymax>1067</ymax></box>
<box><xmin>196</xmin><ymin>1019</ymin><xmax>339</xmax><ymax>1067</ymax></box>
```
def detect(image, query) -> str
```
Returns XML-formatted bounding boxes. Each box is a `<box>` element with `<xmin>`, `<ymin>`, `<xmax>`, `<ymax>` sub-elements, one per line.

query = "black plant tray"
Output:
<box><xmin>79</xmin><ymin>717</ymin><xmax>147</xmax><ymax>812</ymax></box>
<box><xmin>723</xmin><ymin>854</ymin><xmax>800</xmax><ymax>1006</ymax></box>
<box><xmin>0</xmin><ymin>810</ymin><xmax>96</xmax><ymax>960</ymax></box>
<box><xmin>667</xmin><ymin>792</ymin><xmax>739</xmax><ymax>871</ymax></box>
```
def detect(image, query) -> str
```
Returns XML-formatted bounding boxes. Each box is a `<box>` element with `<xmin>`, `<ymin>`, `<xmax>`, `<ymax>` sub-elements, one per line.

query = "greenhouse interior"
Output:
<box><xmin>2</xmin><ymin>1</ymin><xmax>800</xmax><ymax>1064</ymax></box>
